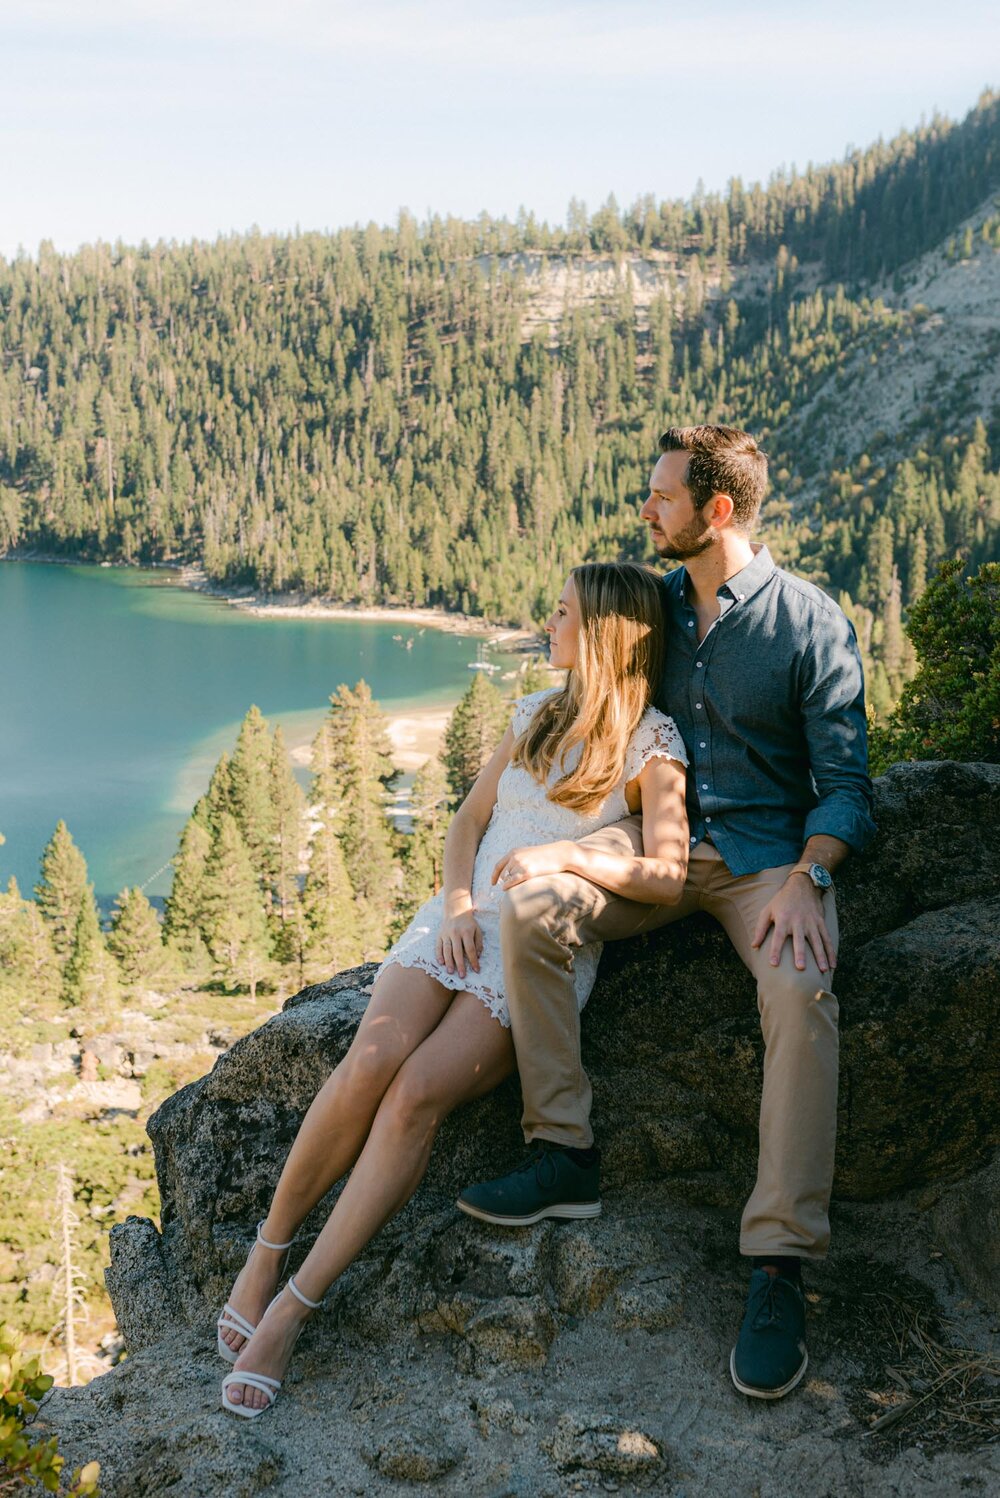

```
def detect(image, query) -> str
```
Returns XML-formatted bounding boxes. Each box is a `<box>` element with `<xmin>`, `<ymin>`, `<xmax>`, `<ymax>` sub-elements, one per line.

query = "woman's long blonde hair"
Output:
<box><xmin>511</xmin><ymin>561</ymin><xmax>666</xmax><ymax>814</ymax></box>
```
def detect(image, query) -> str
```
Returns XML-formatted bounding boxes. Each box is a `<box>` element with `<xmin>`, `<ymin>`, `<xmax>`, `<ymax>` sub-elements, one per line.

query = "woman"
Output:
<box><xmin>219</xmin><ymin>561</ymin><xmax>689</xmax><ymax>1416</ymax></box>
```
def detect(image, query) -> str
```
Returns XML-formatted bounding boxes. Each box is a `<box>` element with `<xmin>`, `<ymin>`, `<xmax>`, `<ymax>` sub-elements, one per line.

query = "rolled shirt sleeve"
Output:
<box><xmin>800</xmin><ymin>612</ymin><xmax>878</xmax><ymax>853</ymax></box>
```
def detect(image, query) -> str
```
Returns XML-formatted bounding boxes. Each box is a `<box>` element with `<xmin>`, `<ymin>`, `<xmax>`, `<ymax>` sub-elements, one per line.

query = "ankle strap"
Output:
<box><xmin>286</xmin><ymin>1274</ymin><xmax>324</xmax><ymax>1310</ymax></box>
<box><xmin>255</xmin><ymin>1218</ymin><xmax>294</xmax><ymax>1252</ymax></box>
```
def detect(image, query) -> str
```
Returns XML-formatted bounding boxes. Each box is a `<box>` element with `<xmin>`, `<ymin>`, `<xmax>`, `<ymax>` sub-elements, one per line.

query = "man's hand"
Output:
<box><xmin>491</xmin><ymin>842</ymin><xmax>571</xmax><ymax>890</ymax></box>
<box><xmin>751</xmin><ymin>873</ymin><xmax>837</xmax><ymax>974</ymax></box>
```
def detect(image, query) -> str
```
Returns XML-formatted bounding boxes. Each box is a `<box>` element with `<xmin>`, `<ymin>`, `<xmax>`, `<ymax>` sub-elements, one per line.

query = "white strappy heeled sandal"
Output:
<box><xmin>216</xmin><ymin>1218</ymin><xmax>295</xmax><ymax>1364</ymax></box>
<box><xmin>220</xmin><ymin>1275</ymin><xmax>324</xmax><ymax>1419</ymax></box>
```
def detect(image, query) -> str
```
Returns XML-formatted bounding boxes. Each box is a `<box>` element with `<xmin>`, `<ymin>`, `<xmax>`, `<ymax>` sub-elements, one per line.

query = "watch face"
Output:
<box><xmin>811</xmin><ymin>864</ymin><xmax>833</xmax><ymax>889</ymax></box>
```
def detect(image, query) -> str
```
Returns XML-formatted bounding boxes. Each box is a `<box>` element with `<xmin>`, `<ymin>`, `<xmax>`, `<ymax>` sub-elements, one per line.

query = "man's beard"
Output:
<box><xmin>652</xmin><ymin>515</ymin><xmax>715</xmax><ymax>562</ymax></box>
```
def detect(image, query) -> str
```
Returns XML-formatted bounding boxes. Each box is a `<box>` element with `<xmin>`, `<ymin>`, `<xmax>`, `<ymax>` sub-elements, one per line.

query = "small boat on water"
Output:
<box><xmin>467</xmin><ymin>642</ymin><xmax>500</xmax><ymax>674</ymax></box>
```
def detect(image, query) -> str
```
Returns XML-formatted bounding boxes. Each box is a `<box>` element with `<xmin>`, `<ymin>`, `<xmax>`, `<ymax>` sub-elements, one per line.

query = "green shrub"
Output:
<box><xmin>871</xmin><ymin>559</ymin><xmax>1000</xmax><ymax>772</ymax></box>
<box><xmin>0</xmin><ymin>1322</ymin><xmax>100</xmax><ymax>1494</ymax></box>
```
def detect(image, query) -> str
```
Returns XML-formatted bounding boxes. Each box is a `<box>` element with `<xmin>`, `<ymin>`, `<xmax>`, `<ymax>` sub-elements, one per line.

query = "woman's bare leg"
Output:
<box><xmin>224</xmin><ymin>993</ymin><xmax>514</xmax><ymax>1407</ymax></box>
<box><xmin>219</xmin><ymin>962</ymin><xmax>454</xmax><ymax>1353</ymax></box>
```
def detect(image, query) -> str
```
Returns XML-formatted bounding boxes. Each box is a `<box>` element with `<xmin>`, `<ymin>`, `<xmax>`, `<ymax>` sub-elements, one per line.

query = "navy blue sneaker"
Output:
<box><xmin>730</xmin><ymin>1267</ymin><xmax>808</xmax><ymax>1399</ymax></box>
<box><xmin>457</xmin><ymin>1142</ymin><xmax>601</xmax><ymax>1226</ymax></box>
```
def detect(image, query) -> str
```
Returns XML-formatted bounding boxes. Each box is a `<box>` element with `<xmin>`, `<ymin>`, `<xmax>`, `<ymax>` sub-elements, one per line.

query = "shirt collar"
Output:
<box><xmin>664</xmin><ymin>543</ymin><xmax>776</xmax><ymax>617</ymax></box>
<box><xmin>717</xmin><ymin>543</ymin><xmax>775</xmax><ymax>606</ymax></box>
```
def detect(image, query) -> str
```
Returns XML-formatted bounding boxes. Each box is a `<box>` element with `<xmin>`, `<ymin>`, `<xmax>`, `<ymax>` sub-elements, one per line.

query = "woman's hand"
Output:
<box><xmin>435</xmin><ymin>906</ymin><xmax>484</xmax><ymax>979</ymax></box>
<box><xmin>491</xmin><ymin>842</ymin><xmax>571</xmax><ymax>890</ymax></box>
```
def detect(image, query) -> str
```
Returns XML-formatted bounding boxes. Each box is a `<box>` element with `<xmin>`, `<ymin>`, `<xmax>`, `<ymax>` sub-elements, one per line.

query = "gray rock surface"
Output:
<box><xmin>931</xmin><ymin>1152</ymin><xmax>1000</xmax><ymax>1314</ymax></box>
<box><xmin>35</xmin><ymin>761</ymin><xmax>1000</xmax><ymax>1494</ymax></box>
<box><xmin>38</xmin><ymin>1193</ymin><xmax>1000</xmax><ymax>1496</ymax></box>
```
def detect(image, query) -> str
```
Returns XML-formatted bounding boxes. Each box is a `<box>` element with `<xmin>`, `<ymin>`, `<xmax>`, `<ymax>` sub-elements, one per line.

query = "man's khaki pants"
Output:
<box><xmin>499</xmin><ymin>818</ymin><xmax>840</xmax><ymax>1261</ymax></box>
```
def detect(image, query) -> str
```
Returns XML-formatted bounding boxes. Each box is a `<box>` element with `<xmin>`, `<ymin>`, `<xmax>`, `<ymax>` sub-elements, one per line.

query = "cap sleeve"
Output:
<box><xmin>512</xmin><ymin>686</ymin><xmax>562</xmax><ymax>738</ymax></box>
<box><xmin>623</xmin><ymin>708</ymin><xmax>688</xmax><ymax>783</ymax></box>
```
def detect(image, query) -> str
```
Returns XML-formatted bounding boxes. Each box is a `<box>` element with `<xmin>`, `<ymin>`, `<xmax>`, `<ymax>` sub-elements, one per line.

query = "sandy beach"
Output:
<box><xmin>384</xmin><ymin>705</ymin><xmax>453</xmax><ymax>771</ymax></box>
<box><xmin>176</xmin><ymin>564</ymin><xmax>537</xmax><ymax>648</ymax></box>
<box><xmin>285</xmin><ymin>703</ymin><xmax>451</xmax><ymax>774</ymax></box>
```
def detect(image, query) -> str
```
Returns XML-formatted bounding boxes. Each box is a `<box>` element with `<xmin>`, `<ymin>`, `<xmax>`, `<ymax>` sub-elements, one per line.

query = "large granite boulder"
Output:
<box><xmin>107</xmin><ymin>760</ymin><xmax>999</xmax><ymax>1351</ymax></box>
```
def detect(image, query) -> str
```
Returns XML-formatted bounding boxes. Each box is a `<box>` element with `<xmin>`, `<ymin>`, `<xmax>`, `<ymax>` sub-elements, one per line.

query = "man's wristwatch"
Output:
<box><xmin>788</xmin><ymin>862</ymin><xmax>834</xmax><ymax>891</ymax></box>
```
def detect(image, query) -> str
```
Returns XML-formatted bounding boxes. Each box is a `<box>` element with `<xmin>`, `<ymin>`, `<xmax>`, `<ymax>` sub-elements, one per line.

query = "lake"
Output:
<box><xmin>1</xmin><ymin>562</ymin><xmax>506</xmax><ymax>905</ymax></box>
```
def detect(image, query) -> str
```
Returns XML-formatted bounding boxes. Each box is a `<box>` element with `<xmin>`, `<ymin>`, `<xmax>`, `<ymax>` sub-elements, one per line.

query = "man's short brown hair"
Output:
<box><xmin>658</xmin><ymin>424</ymin><xmax>768</xmax><ymax>531</ymax></box>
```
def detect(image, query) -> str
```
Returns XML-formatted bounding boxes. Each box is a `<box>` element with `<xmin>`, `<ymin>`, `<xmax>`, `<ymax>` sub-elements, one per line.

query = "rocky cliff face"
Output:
<box><xmin>37</xmin><ymin>762</ymin><xmax>1000</xmax><ymax>1496</ymax></box>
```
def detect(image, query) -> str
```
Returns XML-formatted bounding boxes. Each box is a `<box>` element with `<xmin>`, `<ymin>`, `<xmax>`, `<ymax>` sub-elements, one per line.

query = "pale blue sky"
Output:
<box><xmin>2</xmin><ymin>0</ymin><xmax>997</xmax><ymax>259</ymax></box>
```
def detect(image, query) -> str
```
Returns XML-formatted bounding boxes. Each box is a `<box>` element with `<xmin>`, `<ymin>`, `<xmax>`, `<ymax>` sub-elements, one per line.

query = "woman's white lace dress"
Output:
<box><xmin>374</xmin><ymin>688</ymin><xmax>688</xmax><ymax>1027</ymax></box>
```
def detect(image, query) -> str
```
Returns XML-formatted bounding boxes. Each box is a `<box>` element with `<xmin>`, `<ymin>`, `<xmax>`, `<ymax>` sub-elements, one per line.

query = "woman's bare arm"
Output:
<box><xmin>436</xmin><ymin>722</ymin><xmax>516</xmax><ymax>976</ymax></box>
<box><xmin>560</xmin><ymin>756</ymin><xmax>689</xmax><ymax>904</ymax></box>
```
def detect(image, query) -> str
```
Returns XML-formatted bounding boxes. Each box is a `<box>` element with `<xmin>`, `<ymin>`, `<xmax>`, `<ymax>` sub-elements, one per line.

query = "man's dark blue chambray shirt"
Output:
<box><xmin>654</xmin><ymin>544</ymin><xmax>877</xmax><ymax>877</ymax></box>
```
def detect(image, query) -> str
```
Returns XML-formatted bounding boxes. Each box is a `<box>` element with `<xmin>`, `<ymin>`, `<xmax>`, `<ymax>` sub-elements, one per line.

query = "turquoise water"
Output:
<box><xmin>0</xmin><ymin>563</ymin><xmax>495</xmax><ymax>904</ymax></box>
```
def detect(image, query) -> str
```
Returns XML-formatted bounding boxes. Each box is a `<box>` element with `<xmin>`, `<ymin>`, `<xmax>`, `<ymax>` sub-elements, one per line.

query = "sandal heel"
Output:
<box><xmin>216</xmin><ymin>1219</ymin><xmax>296</xmax><ymax>1363</ymax></box>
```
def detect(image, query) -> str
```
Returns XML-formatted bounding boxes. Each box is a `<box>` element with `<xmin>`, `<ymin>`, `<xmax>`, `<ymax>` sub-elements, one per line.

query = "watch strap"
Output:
<box><xmin>788</xmin><ymin>862</ymin><xmax>832</xmax><ymax>888</ymax></box>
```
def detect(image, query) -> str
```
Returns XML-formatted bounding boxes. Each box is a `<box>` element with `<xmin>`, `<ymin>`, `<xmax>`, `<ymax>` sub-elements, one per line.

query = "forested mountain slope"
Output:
<box><xmin>1</xmin><ymin>91</ymin><xmax>998</xmax><ymax>714</ymax></box>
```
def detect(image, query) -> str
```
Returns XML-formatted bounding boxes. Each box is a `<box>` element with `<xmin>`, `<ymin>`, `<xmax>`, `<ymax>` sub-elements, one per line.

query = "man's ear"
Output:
<box><xmin>707</xmin><ymin>492</ymin><xmax>735</xmax><ymax>529</ymax></box>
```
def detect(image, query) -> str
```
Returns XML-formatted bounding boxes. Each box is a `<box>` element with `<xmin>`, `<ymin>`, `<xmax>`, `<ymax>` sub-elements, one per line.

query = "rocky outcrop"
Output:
<box><xmin>931</xmin><ymin>1151</ymin><xmax>1000</xmax><ymax>1314</ymax></box>
<box><xmin>106</xmin><ymin>759</ymin><xmax>1000</xmax><ymax>1350</ymax></box>
<box><xmin>37</xmin><ymin>761</ymin><xmax>1000</xmax><ymax>1495</ymax></box>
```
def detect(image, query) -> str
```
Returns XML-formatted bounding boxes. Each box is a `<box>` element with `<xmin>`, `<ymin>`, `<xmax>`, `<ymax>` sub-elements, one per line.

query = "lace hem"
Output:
<box><xmin>374</xmin><ymin>952</ymin><xmax>512</xmax><ymax>1028</ymax></box>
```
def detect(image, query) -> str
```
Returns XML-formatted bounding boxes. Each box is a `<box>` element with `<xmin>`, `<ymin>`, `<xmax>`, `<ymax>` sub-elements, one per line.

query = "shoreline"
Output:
<box><xmin>2</xmin><ymin>552</ymin><xmax>539</xmax><ymax>648</ymax></box>
<box><xmin>175</xmin><ymin>565</ymin><xmax>536</xmax><ymax>646</ymax></box>
<box><xmin>283</xmin><ymin>701</ymin><xmax>455</xmax><ymax>774</ymax></box>
<box><xmin>383</xmin><ymin>704</ymin><xmax>453</xmax><ymax>773</ymax></box>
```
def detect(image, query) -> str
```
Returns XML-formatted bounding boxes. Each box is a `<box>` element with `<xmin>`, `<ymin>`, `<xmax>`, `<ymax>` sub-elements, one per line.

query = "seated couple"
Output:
<box><xmin>217</xmin><ymin>423</ymin><xmax>876</xmax><ymax>1417</ymax></box>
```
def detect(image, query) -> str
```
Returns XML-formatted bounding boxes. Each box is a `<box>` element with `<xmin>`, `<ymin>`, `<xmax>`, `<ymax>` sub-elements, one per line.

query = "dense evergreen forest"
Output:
<box><xmin>2</xmin><ymin>90</ymin><xmax>999</xmax><ymax>713</ymax></box>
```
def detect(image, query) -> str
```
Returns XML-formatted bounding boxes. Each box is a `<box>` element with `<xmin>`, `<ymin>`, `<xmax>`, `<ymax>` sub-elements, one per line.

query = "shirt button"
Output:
<box><xmin>695</xmin><ymin>702</ymin><xmax>702</xmax><ymax>709</ymax></box>
<box><xmin>690</xmin><ymin>835</ymin><xmax>697</xmax><ymax>844</ymax></box>
<box><xmin>701</xmin><ymin>783</ymin><xmax>708</xmax><ymax>790</ymax></box>
<box><xmin>700</xmin><ymin>741</ymin><xmax>706</xmax><ymax>748</ymax></box>
<box><xmin>687</xmin><ymin>620</ymin><xmax>694</xmax><ymax>627</ymax></box>
<box><xmin>696</xmin><ymin>662</ymin><xmax>703</xmax><ymax>669</ymax></box>
<box><xmin>738</xmin><ymin>593</ymin><xmax>745</xmax><ymax>600</ymax></box>
<box><xmin>706</xmin><ymin>816</ymin><xmax>712</xmax><ymax>823</ymax></box>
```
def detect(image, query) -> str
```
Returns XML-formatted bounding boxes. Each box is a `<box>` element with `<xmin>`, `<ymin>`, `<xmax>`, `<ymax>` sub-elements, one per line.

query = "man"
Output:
<box><xmin>457</xmin><ymin>424</ymin><xmax>876</xmax><ymax>1400</ymax></box>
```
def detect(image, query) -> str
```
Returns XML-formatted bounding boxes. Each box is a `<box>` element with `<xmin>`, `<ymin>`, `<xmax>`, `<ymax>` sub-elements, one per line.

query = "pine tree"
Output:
<box><xmin>0</xmin><ymin>877</ymin><xmax>62</xmax><ymax>1020</ymax></box>
<box><xmin>271</xmin><ymin>888</ymin><xmax>308</xmax><ymax>980</ymax></box>
<box><xmin>34</xmin><ymin>822</ymin><xmax>90</xmax><ymax>965</ymax></box>
<box><xmin>392</xmin><ymin>756</ymin><xmax>451</xmax><ymax>937</ymax></box>
<box><xmin>107</xmin><ymin>886</ymin><xmax>165</xmax><ymax>988</ymax></box>
<box><xmin>64</xmin><ymin>889</ymin><xmax>120</xmax><ymax>1014</ymax></box>
<box><xmin>201</xmin><ymin>813</ymin><xmax>271</xmax><ymax>998</ymax></box>
<box><xmin>202</xmin><ymin>752</ymin><xmax>234</xmax><ymax>832</ymax></box>
<box><xmin>269</xmin><ymin>725</ymin><xmax>305</xmax><ymax>930</ymax></box>
<box><xmin>516</xmin><ymin>655</ymin><xmax>555</xmax><ymax>696</ymax></box>
<box><xmin>229</xmin><ymin>706</ymin><xmax>278</xmax><ymax>890</ymax></box>
<box><xmin>881</xmin><ymin>567</ymin><xmax>905</xmax><ymax>684</ymax></box>
<box><xmin>443</xmin><ymin>673</ymin><xmax>511</xmax><ymax>802</ymax></box>
<box><xmin>872</xmin><ymin>559</ymin><xmax>1000</xmax><ymax>769</ymax></box>
<box><xmin>162</xmin><ymin>814</ymin><xmax>213</xmax><ymax>969</ymax></box>
<box><xmin>309</xmin><ymin>712</ymin><xmax>343</xmax><ymax>820</ymax></box>
<box><xmin>907</xmin><ymin>528</ymin><xmax>928</xmax><ymax>604</ymax></box>
<box><xmin>52</xmin><ymin>1161</ymin><xmax>85</xmax><ymax>1386</ymax></box>
<box><xmin>301</xmin><ymin>814</ymin><xmax>362</xmax><ymax>975</ymax></box>
<box><xmin>317</xmin><ymin>681</ymin><xmax>398</xmax><ymax>954</ymax></box>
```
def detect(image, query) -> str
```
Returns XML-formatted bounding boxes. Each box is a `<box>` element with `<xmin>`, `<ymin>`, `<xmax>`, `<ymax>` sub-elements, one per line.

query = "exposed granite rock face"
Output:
<box><xmin>931</xmin><ymin>1151</ymin><xmax>1000</xmax><ymax>1314</ymax></box>
<box><xmin>34</xmin><ymin>762</ymin><xmax>1000</xmax><ymax>1495</ymax></box>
